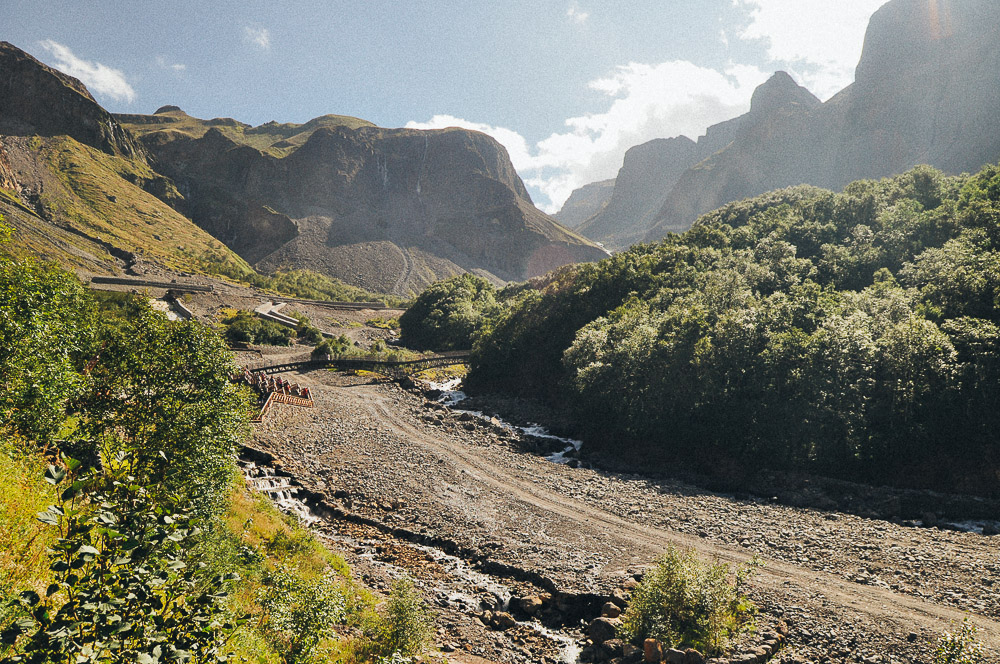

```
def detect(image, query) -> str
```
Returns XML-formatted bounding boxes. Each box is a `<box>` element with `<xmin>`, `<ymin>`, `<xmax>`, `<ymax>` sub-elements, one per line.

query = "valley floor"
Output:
<box><xmin>249</xmin><ymin>368</ymin><xmax>1000</xmax><ymax>664</ymax></box>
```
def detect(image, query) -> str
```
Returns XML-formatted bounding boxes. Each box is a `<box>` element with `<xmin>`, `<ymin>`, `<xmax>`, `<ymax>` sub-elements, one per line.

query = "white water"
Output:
<box><xmin>428</xmin><ymin>378</ymin><xmax>584</xmax><ymax>464</ymax></box>
<box><xmin>243</xmin><ymin>459</ymin><xmax>582</xmax><ymax>663</ymax></box>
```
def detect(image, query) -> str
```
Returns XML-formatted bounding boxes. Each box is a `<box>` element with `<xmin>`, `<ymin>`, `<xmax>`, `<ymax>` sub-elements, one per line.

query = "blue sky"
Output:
<box><xmin>5</xmin><ymin>0</ymin><xmax>888</xmax><ymax>211</ymax></box>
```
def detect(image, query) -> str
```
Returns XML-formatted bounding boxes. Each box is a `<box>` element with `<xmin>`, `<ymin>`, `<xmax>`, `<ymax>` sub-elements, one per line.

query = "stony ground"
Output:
<box><xmin>247</xmin><ymin>368</ymin><xmax>1000</xmax><ymax>664</ymax></box>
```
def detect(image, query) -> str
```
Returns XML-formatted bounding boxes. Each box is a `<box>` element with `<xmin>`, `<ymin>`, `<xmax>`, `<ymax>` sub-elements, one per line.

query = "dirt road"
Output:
<box><xmin>252</xmin><ymin>371</ymin><xmax>1000</xmax><ymax>663</ymax></box>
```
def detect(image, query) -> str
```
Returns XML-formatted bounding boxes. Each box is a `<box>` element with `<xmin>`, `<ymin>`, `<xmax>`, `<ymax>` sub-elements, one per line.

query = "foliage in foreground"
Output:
<box><xmin>620</xmin><ymin>547</ymin><xmax>757</xmax><ymax>656</ymax></box>
<box><xmin>1</xmin><ymin>458</ymin><xmax>243</xmax><ymax>664</ymax></box>
<box><xmin>934</xmin><ymin>619</ymin><xmax>985</xmax><ymax>664</ymax></box>
<box><xmin>0</xmin><ymin>220</ymin><xmax>433</xmax><ymax>663</ymax></box>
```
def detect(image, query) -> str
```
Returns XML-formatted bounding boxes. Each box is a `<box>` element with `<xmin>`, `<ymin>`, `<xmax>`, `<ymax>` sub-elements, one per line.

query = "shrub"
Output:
<box><xmin>366</xmin><ymin>317</ymin><xmax>400</xmax><ymax>331</ymax></box>
<box><xmin>0</xmin><ymin>456</ymin><xmax>244</xmax><ymax>663</ymax></box>
<box><xmin>222</xmin><ymin>310</ymin><xmax>295</xmax><ymax>346</ymax></box>
<box><xmin>361</xmin><ymin>577</ymin><xmax>433</xmax><ymax>660</ymax></box>
<box><xmin>312</xmin><ymin>335</ymin><xmax>354</xmax><ymax>359</ymax></box>
<box><xmin>258</xmin><ymin>564</ymin><xmax>348</xmax><ymax>664</ymax></box>
<box><xmin>621</xmin><ymin>547</ymin><xmax>757</xmax><ymax>656</ymax></box>
<box><xmin>935</xmin><ymin>619</ymin><xmax>985</xmax><ymax>664</ymax></box>
<box><xmin>399</xmin><ymin>274</ymin><xmax>496</xmax><ymax>351</ymax></box>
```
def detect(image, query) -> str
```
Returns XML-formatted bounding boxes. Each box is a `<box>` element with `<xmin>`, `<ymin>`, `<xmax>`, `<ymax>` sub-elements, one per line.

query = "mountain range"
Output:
<box><xmin>566</xmin><ymin>0</ymin><xmax>1000</xmax><ymax>250</ymax></box>
<box><xmin>0</xmin><ymin>41</ymin><xmax>606</xmax><ymax>294</ymax></box>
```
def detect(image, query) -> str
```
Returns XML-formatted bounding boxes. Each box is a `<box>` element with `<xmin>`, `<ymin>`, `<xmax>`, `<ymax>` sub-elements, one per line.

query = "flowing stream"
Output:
<box><xmin>430</xmin><ymin>378</ymin><xmax>584</xmax><ymax>465</ymax></box>
<box><xmin>242</xmin><ymin>460</ymin><xmax>584</xmax><ymax>663</ymax></box>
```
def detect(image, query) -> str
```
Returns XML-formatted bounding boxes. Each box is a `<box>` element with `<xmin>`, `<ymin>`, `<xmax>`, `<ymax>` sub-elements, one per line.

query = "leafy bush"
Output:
<box><xmin>366</xmin><ymin>317</ymin><xmax>400</xmax><ymax>331</ymax></box>
<box><xmin>934</xmin><ymin>619</ymin><xmax>985</xmax><ymax>664</ymax></box>
<box><xmin>620</xmin><ymin>548</ymin><xmax>756</xmax><ymax>656</ymax></box>
<box><xmin>399</xmin><ymin>274</ymin><xmax>496</xmax><ymax>351</ymax></box>
<box><xmin>1</xmin><ymin>456</ymin><xmax>244</xmax><ymax>663</ymax></box>
<box><xmin>258</xmin><ymin>565</ymin><xmax>348</xmax><ymax>664</ymax></box>
<box><xmin>0</xmin><ymin>248</ymin><xmax>90</xmax><ymax>445</ymax></box>
<box><xmin>76</xmin><ymin>307</ymin><xmax>251</xmax><ymax>516</ymax></box>
<box><xmin>312</xmin><ymin>335</ymin><xmax>354</xmax><ymax>359</ymax></box>
<box><xmin>360</xmin><ymin>578</ymin><xmax>433</xmax><ymax>661</ymax></box>
<box><xmin>222</xmin><ymin>310</ymin><xmax>295</xmax><ymax>346</ymax></box>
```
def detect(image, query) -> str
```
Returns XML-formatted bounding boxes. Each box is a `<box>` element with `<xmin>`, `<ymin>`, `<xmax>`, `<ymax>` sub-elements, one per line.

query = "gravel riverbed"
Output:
<box><xmin>248</xmin><ymin>368</ymin><xmax>1000</xmax><ymax>664</ymax></box>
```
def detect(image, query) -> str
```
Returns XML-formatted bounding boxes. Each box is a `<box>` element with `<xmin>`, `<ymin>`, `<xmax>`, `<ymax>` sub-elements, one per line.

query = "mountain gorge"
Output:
<box><xmin>0</xmin><ymin>41</ymin><xmax>606</xmax><ymax>294</ymax></box>
<box><xmin>570</xmin><ymin>0</ymin><xmax>1000</xmax><ymax>250</ymax></box>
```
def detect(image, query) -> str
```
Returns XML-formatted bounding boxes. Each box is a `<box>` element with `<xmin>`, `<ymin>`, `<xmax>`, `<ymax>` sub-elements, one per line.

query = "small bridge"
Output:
<box><xmin>247</xmin><ymin>351</ymin><xmax>470</xmax><ymax>379</ymax></box>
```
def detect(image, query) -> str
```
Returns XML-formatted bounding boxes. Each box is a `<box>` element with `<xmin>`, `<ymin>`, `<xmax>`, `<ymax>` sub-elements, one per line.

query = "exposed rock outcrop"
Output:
<box><xmin>130</xmin><ymin>115</ymin><xmax>607</xmax><ymax>294</ymax></box>
<box><xmin>577</xmin><ymin>71</ymin><xmax>819</xmax><ymax>249</ymax></box>
<box><xmin>553</xmin><ymin>178</ymin><xmax>615</xmax><ymax>229</ymax></box>
<box><xmin>645</xmin><ymin>0</ymin><xmax>1000</xmax><ymax>241</ymax></box>
<box><xmin>573</xmin><ymin>0</ymin><xmax>1000</xmax><ymax>249</ymax></box>
<box><xmin>0</xmin><ymin>42</ymin><xmax>141</xmax><ymax>159</ymax></box>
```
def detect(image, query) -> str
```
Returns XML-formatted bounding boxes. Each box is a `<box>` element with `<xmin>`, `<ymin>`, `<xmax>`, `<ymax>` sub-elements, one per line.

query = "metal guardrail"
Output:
<box><xmin>249</xmin><ymin>352</ymin><xmax>470</xmax><ymax>376</ymax></box>
<box><xmin>269</xmin><ymin>296</ymin><xmax>387</xmax><ymax>310</ymax></box>
<box><xmin>89</xmin><ymin>276</ymin><xmax>215</xmax><ymax>292</ymax></box>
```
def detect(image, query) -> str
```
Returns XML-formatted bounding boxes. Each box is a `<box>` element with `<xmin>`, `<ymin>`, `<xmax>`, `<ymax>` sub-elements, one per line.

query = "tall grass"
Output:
<box><xmin>0</xmin><ymin>436</ymin><xmax>57</xmax><ymax>624</ymax></box>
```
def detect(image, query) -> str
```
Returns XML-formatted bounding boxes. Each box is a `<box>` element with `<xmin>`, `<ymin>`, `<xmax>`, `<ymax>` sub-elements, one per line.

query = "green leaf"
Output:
<box><xmin>45</xmin><ymin>464</ymin><xmax>66</xmax><ymax>485</ymax></box>
<box><xmin>37</xmin><ymin>510</ymin><xmax>59</xmax><ymax>525</ymax></box>
<box><xmin>18</xmin><ymin>590</ymin><xmax>40</xmax><ymax>607</ymax></box>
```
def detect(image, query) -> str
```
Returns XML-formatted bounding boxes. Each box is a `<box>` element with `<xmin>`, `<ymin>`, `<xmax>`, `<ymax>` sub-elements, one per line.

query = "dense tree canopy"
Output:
<box><xmin>399</xmin><ymin>273</ymin><xmax>497</xmax><ymax>351</ymax></box>
<box><xmin>408</xmin><ymin>164</ymin><xmax>1000</xmax><ymax>494</ymax></box>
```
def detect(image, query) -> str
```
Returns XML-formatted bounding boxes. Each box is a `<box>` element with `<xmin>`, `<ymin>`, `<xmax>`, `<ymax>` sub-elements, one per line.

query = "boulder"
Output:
<box><xmin>518</xmin><ymin>595</ymin><xmax>544</xmax><ymax>615</ymax></box>
<box><xmin>598</xmin><ymin>639</ymin><xmax>625</xmax><ymax>662</ymax></box>
<box><xmin>664</xmin><ymin>648</ymin><xmax>686</xmax><ymax>664</ymax></box>
<box><xmin>644</xmin><ymin>639</ymin><xmax>663</xmax><ymax>663</ymax></box>
<box><xmin>602</xmin><ymin>601</ymin><xmax>623</xmax><ymax>618</ymax></box>
<box><xmin>589</xmin><ymin>617</ymin><xmax>621</xmax><ymax>645</ymax></box>
<box><xmin>684</xmin><ymin>649</ymin><xmax>706</xmax><ymax>664</ymax></box>
<box><xmin>491</xmin><ymin>611</ymin><xmax>517</xmax><ymax>631</ymax></box>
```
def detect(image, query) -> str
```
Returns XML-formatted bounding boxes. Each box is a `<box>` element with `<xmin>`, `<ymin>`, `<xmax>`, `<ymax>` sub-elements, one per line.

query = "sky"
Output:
<box><xmin>5</xmin><ymin>0</ymin><xmax>888</xmax><ymax>212</ymax></box>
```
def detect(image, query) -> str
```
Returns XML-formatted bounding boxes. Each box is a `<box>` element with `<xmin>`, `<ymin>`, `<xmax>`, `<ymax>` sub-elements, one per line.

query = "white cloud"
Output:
<box><xmin>156</xmin><ymin>55</ymin><xmax>186</xmax><ymax>72</ymax></box>
<box><xmin>567</xmin><ymin>3</ymin><xmax>589</xmax><ymax>24</ymax></box>
<box><xmin>38</xmin><ymin>40</ymin><xmax>136</xmax><ymax>103</ymax></box>
<box><xmin>243</xmin><ymin>26</ymin><xmax>271</xmax><ymax>50</ymax></box>
<box><xmin>409</xmin><ymin>61</ymin><xmax>768</xmax><ymax>213</ymax></box>
<box><xmin>733</xmin><ymin>0</ymin><xmax>887</xmax><ymax>99</ymax></box>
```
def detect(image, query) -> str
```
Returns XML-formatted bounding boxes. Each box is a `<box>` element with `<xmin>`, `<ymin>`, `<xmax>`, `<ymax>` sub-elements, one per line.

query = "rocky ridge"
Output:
<box><xmin>564</xmin><ymin>0</ymin><xmax>1000</xmax><ymax>249</ymax></box>
<box><xmin>120</xmin><ymin>107</ymin><xmax>608</xmax><ymax>295</ymax></box>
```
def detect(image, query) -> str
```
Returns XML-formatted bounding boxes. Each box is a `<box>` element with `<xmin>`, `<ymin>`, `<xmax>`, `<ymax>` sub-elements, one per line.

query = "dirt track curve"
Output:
<box><xmin>251</xmin><ymin>371</ymin><xmax>1000</xmax><ymax>662</ymax></box>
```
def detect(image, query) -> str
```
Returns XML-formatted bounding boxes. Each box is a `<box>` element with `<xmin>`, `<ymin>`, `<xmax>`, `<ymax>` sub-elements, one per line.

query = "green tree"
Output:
<box><xmin>399</xmin><ymin>274</ymin><xmax>497</xmax><ymax>351</ymax></box>
<box><xmin>0</xmin><ymin>225</ymin><xmax>91</xmax><ymax>444</ymax></box>
<box><xmin>76</xmin><ymin>306</ymin><xmax>251</xmax><ymax>516</ymax></box>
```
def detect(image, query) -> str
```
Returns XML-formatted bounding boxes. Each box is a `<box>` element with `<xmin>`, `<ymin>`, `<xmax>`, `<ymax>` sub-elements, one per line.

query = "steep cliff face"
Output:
<box><xmin>553</xmin><ymin>179</ymin><xmax>615</xmax><ymax>229</ymax></box>
<box><xmin>0</xmin><ymin>42</ymin><xmax>141</xmax><ymax>159</ymax></box>
<box><xmin>645</xmin><ymin>0</ymin><xmax>1000</xmax><ymax>241</ymax></box>
<box><xmin>578</xmin><ymin>72</ymin><xmax>818</xmax><ymax>249</ymax></box>
<box><xmin>578</xmin><ymin>136</ymin><xmax>699</xmax><ymax>249</ymax></box>
<box><xmin>0</xmin><ymin>43</ymin><xmax>252</xmax><ymax>277</ymax></box>
<box><xmin>648</xmin><ymin>71</ymin><xmax>822</xmax><ymax>237</ymax></box>
<box><xmin>131</xmin><ymin>113</ymin><xmax>607</xmax><ymax>293</ymax></box>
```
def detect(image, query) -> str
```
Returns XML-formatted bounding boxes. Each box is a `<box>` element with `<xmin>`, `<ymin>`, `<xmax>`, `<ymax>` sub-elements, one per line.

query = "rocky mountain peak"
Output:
<box><xmin>748</xmin><ymin>71</ymin><xmax>820</xmax><ymax>119</ymax></box>
<box><xmin>855</xmin><ymin>0</ymin><xmax>998</xmax><ymax>88</ymax></box>
<box><xmin>0</xmin><ymin>42</ymin><xmax>142</xmax><ymax>158</ymax></box>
